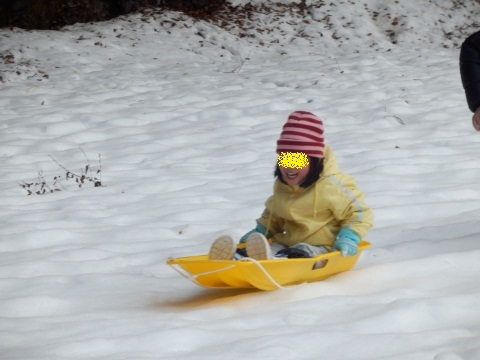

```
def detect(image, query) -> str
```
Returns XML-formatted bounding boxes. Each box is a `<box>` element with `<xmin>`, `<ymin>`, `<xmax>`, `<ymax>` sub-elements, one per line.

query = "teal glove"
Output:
<box><xmin>239</xmin><ymin>223</ymin><xmax>272</xmax><ymax>243</ymax></box>
<box><xmin>333</xmin><ymin>228</ymin><xmax>360</xmax><ymax>257</ymax></box>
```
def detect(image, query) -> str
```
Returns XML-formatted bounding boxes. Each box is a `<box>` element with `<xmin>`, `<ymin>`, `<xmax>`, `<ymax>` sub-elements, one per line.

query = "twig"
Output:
<box><xmin>19</xmin><ymin>149</ymin><xmax>103</xmax><ymax>195</ymax></box>
<box><xmin>232</xmin><ymin>50</ymin><xmax>251</xmax><ymax>73</ymax></box>
<box><xmin>332</xmin><ymin>55</ymin><xmax>344</xmax><ymax>74</ymax></box>
<box><xmin>384</xmin><ymin>114</ymin><xmax>405</xmax><ymax>125</ymax></box>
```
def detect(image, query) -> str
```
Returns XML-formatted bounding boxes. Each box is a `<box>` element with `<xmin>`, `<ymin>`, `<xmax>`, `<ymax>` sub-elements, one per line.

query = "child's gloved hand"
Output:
<box><xmin>333</xmin><ymin>228</ymin><xmax>360</xmax><ymax>257</ymax></box>
<box><xmin>239</xmin><ymin>223</ymin><xmax>272</xmax><ymax>243</ymax></box>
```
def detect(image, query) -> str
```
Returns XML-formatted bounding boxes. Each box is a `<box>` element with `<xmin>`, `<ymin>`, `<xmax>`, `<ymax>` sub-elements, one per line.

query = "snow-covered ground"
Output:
<box><xmin>1</xmin><ymin>1</ymin><xmax>480</xmax><ymax>359</ymax></box>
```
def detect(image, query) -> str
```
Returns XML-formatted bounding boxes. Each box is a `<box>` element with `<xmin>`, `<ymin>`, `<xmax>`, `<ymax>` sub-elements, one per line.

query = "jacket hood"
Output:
<box><xmin>320</xmin><ymin>145</ymin><xmax>339</xmax><ymax>178</ymax></box>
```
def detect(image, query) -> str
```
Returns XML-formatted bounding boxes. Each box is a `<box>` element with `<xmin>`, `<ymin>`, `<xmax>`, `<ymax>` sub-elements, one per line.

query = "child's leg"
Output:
<box><xmin>294</xmin><ymin>244</ymin><xmax>329</xmax><ymax>269</ymax></box>
<box><xmin>275</xmin><ymin>243</ymin><xmax>329</xmax><ymax>258</ymax></box>
<box><xmin>292</xmin><ymin>243</ymin><xmax>329</xmax><ymax>257</ymax></box>
<box><xmin>275</xmin><ymin>243</ymin><xmax>329</xmax><ymax>269</ymax></box>
<box><xmin>270</xmin><ymin>242</ymin><xmax>287</xmax><ymax>254</ymax></box>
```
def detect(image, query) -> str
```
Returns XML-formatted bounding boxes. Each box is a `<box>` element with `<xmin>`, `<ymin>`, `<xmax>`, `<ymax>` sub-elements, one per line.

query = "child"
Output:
<box><xmin>208</xmin><ymin>111</ymin><xmax>373</xmax><ymax>261</ymax></box>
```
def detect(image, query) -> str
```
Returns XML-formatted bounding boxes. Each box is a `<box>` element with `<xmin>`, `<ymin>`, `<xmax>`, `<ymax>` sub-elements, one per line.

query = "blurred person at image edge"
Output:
<box><xmin>460</xmin><ymin>30</ymin><xmax>480</xmax><ymax>131</ymax></box>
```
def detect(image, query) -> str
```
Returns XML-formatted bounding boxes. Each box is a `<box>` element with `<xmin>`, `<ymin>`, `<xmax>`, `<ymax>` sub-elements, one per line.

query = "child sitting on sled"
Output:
<box><xmin>208</xmin><ymin>110</ymin><xmax>373</xmax><ymax>261</ymax></box>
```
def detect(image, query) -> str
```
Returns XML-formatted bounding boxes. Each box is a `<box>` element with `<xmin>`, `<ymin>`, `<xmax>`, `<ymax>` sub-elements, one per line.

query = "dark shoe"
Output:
<box><xmin>276</xmin><ymin>247</ymin><xmax>310</xmax><ymax>259</ymax></box>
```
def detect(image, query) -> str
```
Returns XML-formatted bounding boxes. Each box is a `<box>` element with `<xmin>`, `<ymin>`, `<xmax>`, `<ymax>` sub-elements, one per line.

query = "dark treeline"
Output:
<box><xmin>0</xmin><ymin>0</ymin><xmax>226</xmax><ymax>30</ymax></box>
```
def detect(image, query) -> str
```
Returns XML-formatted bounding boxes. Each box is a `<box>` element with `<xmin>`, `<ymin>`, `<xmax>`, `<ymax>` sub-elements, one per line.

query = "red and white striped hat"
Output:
<box><xmin>276</xmin><ymin>111</ymin><xmax>325</xmax><ymax>158</ymax></box>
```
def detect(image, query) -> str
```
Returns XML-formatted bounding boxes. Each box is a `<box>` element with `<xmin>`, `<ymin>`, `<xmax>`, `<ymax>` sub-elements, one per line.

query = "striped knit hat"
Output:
<box><xmin>276</xmin><ymin>111</ymin><xmax>325</xmax><ymax>158</ymax></box>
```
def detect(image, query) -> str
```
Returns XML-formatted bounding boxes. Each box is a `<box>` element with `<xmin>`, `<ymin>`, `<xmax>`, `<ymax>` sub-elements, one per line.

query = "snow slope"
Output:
<box><xmin>1</xmin><ymin>0</ymin><xmax>480</xmax><ymax>359</ymax></box>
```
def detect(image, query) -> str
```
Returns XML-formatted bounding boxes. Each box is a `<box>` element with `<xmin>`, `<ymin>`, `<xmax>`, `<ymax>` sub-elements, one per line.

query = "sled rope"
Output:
<box><xmin>168</xmin><ymin>258</ymin><xmax>291</xmax><ymax>290</ymax></box>
<box><xmin>168</xmin><ymin>261</ymin><xmax>237</xmax><ymax>289</ymax></box>
<box><xmin>240</xmin><ymin>257</ymin><xmax>289</xmax><ymax>290</ymax></box>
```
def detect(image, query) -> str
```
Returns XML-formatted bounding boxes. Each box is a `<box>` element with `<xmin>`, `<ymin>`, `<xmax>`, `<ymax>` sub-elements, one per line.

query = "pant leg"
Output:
<box><xmin>288</xmin><ymin>243</ymin><xmax>330</xmax><ymax>269</ymax></box>
<box><xmin>289</xmin><ymin>243</ymin><xmax>330</xmax><ymax>257</ymax></box>
<box><xmin>270</xmin><ymin>242</ymin><xmax>287</xmax><ymax>255</ymax></box>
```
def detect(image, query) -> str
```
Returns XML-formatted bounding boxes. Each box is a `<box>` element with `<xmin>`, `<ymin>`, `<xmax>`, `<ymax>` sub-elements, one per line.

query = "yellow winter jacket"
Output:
<box><xmin>257</xmin><ymin>146</ymin><xmax>373</xmax><ymax>248</ymax></box>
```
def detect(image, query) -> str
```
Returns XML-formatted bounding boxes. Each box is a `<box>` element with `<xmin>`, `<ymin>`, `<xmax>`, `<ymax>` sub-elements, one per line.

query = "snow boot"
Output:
<box><xmin>245</xmin><ymin>233</ymin><xmax>272</xmax><ymax>260</ymax></box>
<box><xmin>208</xmin><ymin>235</ymin><xmax>236</xmax><ymax>260</ymax></box>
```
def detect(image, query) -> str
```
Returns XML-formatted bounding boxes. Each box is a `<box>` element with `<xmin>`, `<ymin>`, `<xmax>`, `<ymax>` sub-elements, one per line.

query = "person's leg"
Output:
<box><xmin>277</xmin><ymin>243</ymin><xmax>329</xmax><ymax>269</ymax></box>
<box><xmin>292</xmin><ymin>243</ymin><xmax>329</xmax><ymax>257</ymax></box>
<box><xmin>270</xmin><ymin>242</ymin><xmax>287</xmax><ymax>254</ymax></box>
<box><xmin>275</xmin><ymin>243</ymin><xmax>329</xmax><ymax>258</ymax></box>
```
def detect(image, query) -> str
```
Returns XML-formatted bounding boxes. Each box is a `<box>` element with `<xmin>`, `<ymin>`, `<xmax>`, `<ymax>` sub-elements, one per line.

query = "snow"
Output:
<box><xmin>1</xmin><ymin>0</ymin><xmax>480</xmax><ymax>359</ymax></box>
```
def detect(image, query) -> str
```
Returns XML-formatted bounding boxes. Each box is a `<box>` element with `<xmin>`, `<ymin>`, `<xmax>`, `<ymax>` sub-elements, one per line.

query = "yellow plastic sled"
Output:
<box><xmin>167</xmin><ymin>241</ymin><xmax>370</xmax><ymax>290</ymax></box>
